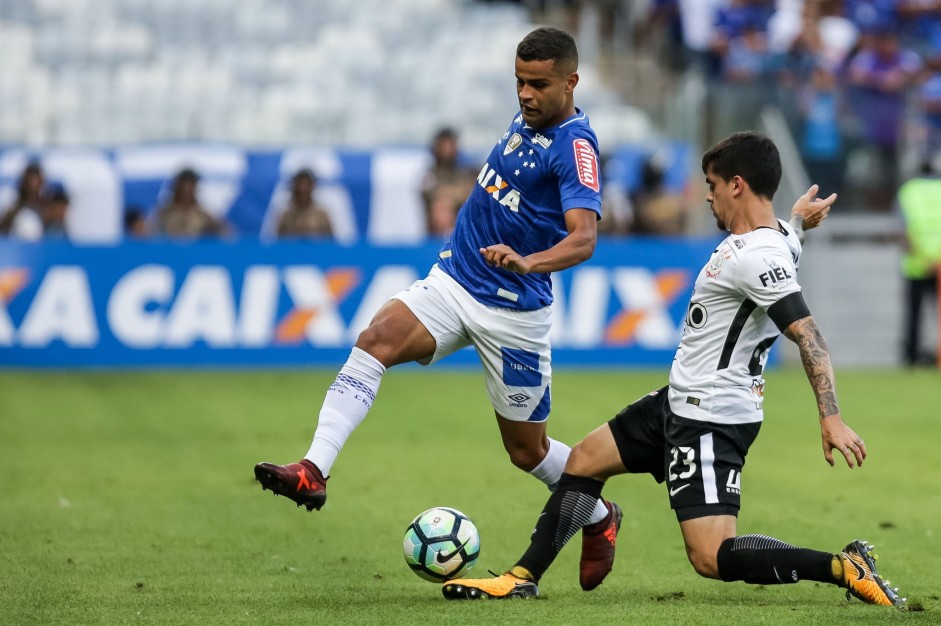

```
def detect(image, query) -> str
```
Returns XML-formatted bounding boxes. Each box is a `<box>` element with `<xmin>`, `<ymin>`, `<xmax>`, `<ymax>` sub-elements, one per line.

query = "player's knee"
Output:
<box><xmin>565</xmin><ymin>440</ymin><xmax>592</xmax><ymax>475</ymax></box>
<box><xmin>355</xmin><ymin>302</ymin><xmax>435</xmax><ymax>367</ymax></box>
<box><xmin>505</xmin><ymin>440</ymin><xmax>548</xmax><ymax>472</ymax></box>
<box><xmin>354</xmin><ymin>325</ymin><xmax>382</xmax><ymax>353</ymax></box>
<box><xmin>354</xmin><ymin>324</ymin><xmax>396</xmax><ymax>364</ymax></box>
<box><xmin>686</xmin><ymin>547</ymin><xmax>720</xmax><ymax>579</ymax></box>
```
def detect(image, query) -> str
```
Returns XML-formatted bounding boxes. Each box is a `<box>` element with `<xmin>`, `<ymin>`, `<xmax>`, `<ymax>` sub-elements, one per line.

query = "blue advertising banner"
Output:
<box><xmin>0</xmin><ymin>238</ymin><xmax>718</xmax><ymax>368</ymax></box>
<box><xmin>0</xmin><ymin>143</ymin><xmax>691</xmax><ymax>245</ymax></box>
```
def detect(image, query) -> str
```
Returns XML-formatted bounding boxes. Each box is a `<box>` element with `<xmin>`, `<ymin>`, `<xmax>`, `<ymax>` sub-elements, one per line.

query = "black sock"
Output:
<box><xmin>716</xmin><ymin>534</ymin><xmax>835</xmax><ymax>585</ymax></box>
<box><xmin>515</xmin><ymin>473</ymin><xmax>604</xmax><ymax>582</ymax></box>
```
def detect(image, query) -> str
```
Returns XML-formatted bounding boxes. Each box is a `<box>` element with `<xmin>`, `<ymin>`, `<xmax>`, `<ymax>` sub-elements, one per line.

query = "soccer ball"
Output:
<box><xmin>402</xmin><ymin>507</ymin><xmax>480</xmax><ymax>582</ymax></box>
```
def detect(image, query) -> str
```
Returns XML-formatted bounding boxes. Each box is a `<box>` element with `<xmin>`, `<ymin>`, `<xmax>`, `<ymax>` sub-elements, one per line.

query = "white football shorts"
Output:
<box><xmin>392</xmin><ymin>264</ymin><xmax>552</xmax><ymax>422</ymax></box>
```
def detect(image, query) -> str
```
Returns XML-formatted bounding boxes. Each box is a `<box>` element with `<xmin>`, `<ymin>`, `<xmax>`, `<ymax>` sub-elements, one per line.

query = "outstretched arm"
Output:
<box><xmin>783</xmin><ymin>315</ymin><xmax>867</xmax><ymax>468</ymax></box>
<box><xmin>789</xmin><ymin>184</ymin><xmax>836</xmax><ymax>243</ymax></box>
<box><xmin>480</xmin><ymin>208</ymin><xmax>597</xmax><ymax>274</ymax></box>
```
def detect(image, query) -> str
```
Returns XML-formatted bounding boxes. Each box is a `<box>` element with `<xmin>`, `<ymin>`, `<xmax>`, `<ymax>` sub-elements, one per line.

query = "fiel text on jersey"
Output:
<box><xmin>758</xmin><ymin>260</ymin><xmax>792</xmax><ymax>287</ymax></box>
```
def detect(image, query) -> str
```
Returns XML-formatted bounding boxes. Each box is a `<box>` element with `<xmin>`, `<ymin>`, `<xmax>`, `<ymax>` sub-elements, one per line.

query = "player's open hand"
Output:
<box><xmin>479</xmin><ymin>244</ymin><xmax>532</xmax><ymax>274</ymax></box>
<box><xmin>820</xmin><ymin>414</ymin><xmax>867</xmax><ymax>468</ymax></box>
<box><xmin>791</xmin><ymin>184</ymin><xmax>836</xmax><ymax>230</ymax></box>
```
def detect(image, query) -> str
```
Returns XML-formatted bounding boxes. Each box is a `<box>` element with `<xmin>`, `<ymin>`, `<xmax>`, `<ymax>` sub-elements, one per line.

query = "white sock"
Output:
<box><xmin>528</xmin><ymin>437</ymin><xmax>570</xmax><ymax>488</ymax></box>
<box><xmin>528</xmin><ymin>437</ymin><xmax>610</xmax><ymax>526</ymax></box>
<box><xmin>305</xmin><ymin>347</ymin><xmax>385</xmax><ymax>476</ymax></box>
<box><xmin>588</xmin><ymin>497</ymin><xmax>609</xmax><ymax>526</ymax></box>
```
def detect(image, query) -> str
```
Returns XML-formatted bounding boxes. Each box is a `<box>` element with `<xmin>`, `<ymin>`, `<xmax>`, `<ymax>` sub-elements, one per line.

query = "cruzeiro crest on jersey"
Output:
<box><xmin>503</xmin><ymin>133</ymin><xmax>523</xmax><ymax>156</ymax></box>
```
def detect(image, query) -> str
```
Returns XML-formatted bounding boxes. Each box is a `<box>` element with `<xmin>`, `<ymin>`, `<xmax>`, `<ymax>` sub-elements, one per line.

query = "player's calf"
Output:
<box><xmin>715</xmin><ymin>534</ymin><xmax>906</xmax><ymax>608</ymax></box>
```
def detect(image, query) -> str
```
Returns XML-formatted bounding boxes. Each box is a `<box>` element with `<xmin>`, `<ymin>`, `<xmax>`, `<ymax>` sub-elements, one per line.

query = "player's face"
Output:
<box><xmin>705</xmin><ymin>168</ymin><xmax>733</xmax><ymax>231</ymax></box>
<box><xmin>515</xmin><ymin>57</ymin><xmax>578</xmax><ymax>129</ymax></box>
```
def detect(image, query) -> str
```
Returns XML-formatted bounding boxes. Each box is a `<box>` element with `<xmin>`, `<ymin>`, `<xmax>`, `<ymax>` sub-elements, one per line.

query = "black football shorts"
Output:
<box><xmin>607</xmin><ymin>386</ymin><xmax>761</xmax><ymax>522</ymax></box>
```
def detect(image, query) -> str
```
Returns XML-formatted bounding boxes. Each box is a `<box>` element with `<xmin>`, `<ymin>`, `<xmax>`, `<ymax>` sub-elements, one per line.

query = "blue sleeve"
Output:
<box><xmin>552</xmin><ymin>130</ymin><xmax>603</xmax><ymax>217</ymax></box>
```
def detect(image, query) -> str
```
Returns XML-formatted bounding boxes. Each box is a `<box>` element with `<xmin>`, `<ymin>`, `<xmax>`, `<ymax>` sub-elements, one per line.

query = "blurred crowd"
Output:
<box><xmin>0</xmin><ymin>162</ymin><xmax>69</xmax><ymax>240</ymax></box>
<box><xmin>8</xmin><ymin>0</ymin><xmax>941</xmax><ymax>239</ymax></box>
<box><xmin>0</xmin><ymin>121</ymin><xmax>485</xmax><ymax>242</ymax></box>
<box><xmin>0</xmin><ymin>141</ymin><xmax>690</xmax><ymax>244</ymax></box>
<box><xmin>1</xmin><ymin>159</ymin><xmax>340</xmax><ymax>241</ymax></box>
<box><xmin>642</xmin><ymin>0</ymin><xmax>941</xmax><ymax>210</ymax></box>
<box><xmin>1</xmin><ymin>134</ymin><xmax>460</xmax><ymax>242</ymax></box>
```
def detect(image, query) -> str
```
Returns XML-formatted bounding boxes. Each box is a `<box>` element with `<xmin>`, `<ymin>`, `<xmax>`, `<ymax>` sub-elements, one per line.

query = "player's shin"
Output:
<box><xmin>515</xmin><ymin>473</ymin><xmax>605</xmax><ymax>581</ymax></box>
<box><xmin>305</xmin><ymin>347</ymin><xmax>386</xmax><ymax>476</ymax></box>
<box><xmin>528</xmin><ymin>438</ymin><xmax>611</xmax><ymax>525</ymax></box>
<box><xmin>716</xmin><ymin>534</ymin><xmax>835</xmax><ymax>585</ymax></box>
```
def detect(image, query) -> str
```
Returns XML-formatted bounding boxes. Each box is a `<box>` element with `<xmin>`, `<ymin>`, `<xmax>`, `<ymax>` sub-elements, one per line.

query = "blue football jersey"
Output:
<box><xmin>436</xmin><ymin>109</ymin><xmax>603</xmax><ymax>310</ymax></box>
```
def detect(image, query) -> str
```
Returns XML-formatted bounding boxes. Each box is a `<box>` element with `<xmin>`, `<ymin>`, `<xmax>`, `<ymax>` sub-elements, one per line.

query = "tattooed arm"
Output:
<box><xmin>784</xmin><ymin>316</ymin><xmax>839</xmax><ymax>416</ymax></box>
<box><xmin>783</xmin><ymin>316</ymin><xmax>867</xmax><ymax>468</ymax></box>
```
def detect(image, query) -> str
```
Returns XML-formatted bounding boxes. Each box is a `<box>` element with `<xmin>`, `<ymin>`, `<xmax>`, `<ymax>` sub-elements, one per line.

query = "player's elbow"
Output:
<box><xmin>580</xmin><ymin>239</ymin><xmax>596</xmax><ymax>262</ymax></box>
<box><xmin>572</xmin><ymin>232</ymin><xmax>596</xmax><ymax>263</ymax></box>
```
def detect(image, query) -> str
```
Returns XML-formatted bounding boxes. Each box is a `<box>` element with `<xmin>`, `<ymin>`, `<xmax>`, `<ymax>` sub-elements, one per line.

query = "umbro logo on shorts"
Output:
<box><xmin>508</xmin><ymin>393</ymin><xmax>531</xmax><ymax>407</ymax></box>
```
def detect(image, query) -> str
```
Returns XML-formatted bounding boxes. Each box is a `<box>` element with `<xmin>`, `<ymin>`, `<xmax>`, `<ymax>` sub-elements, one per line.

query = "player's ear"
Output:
<box><xmin>565</xmin><ymin>71</ymin><xmax>579</xmax><ymax>93</ymax></box>
<box><xmin>730</xmin><ymin>175</ymin><xmax>746</xmax><ymax>197</ymax></box>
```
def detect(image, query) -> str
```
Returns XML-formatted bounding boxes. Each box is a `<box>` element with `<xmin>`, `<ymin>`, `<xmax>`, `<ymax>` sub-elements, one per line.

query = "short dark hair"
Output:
<box><xmin>701</xmin><ymin>132</ymin><xmax>781</xmax><ymax>200</ymax></box>
<box><xmin>433</xmin><ymin>127</ymin><xmax>458</xmax><ymax>142</ymax></box>
<box><xmin>23</xmin><ymin>160</ymin><xmax>43</xmax><ymax>177</ymax></box>
<box><xmin>516</xmin><ymin>27</ymin><xmax>578</xmax><ymax>74</ymax></box>
<box><xmin>17</xmin><ymin>160</ymin><xmax>43</xmax><ymax>198</ymax></box>
<box><xmin>176</xmin><ymin>167</ymin><xmax>200</xmax><ymax>183</ymax></box>
<box><xmin>124</xmin><ymin>206</ymin><xmax>145</xmax><ymax>229</ymax></box>
<box><xmin>44</xmin><ymin>183</ymin><xmax>69</xmax><ymax>204</ymax></box>
<box><xmin>293</xmin><ymin>168</ymin><xmax>316</xmax><ymax>183</ymax></box>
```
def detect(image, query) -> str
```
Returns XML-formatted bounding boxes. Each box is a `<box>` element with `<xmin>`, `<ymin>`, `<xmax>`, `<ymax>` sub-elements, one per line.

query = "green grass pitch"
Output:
<box><xmin>1</xmin><ymin>367</ymin><xmax>938</xmax><ymax>624</ymax></box>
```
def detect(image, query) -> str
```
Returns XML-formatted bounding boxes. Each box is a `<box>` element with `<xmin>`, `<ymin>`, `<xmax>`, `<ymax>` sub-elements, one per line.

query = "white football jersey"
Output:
<box><xmin>669</xmin><ymin>219</ymin><xmax>803</xmax><ymax>424</ymax></box>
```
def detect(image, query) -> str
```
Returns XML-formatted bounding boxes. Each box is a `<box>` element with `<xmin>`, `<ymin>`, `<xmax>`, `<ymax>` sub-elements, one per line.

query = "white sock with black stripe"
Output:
<box><xmin>529</xmin><ymin>438</ymin><xmax>609</xmax><ymax>525</ymax></box>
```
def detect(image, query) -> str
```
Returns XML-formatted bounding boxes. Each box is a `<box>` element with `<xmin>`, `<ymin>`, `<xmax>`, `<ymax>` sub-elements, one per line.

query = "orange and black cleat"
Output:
<box><xmin>442</xmin><ymin>572</ymin><xmax>539</xmax><ymax>600</ymax></box>
<box><xmin>839</xmin><ymin>540</ymin><xmax>906</xmax><ymax>608</ymax></box>
<box><xmin>254</xmin><ymin>459</ymin><xmax>327</xmax><ymax>512</ymax></box>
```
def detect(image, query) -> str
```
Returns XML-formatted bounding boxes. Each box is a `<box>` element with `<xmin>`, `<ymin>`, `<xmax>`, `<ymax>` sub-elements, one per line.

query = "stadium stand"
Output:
<box><xmin>0</xmin><ymin>0</ymin><xmax>938</xmax><ymax>368</ymax></box>
<box><xmin>0</xmin><ymin>0</ymin><xmax>655</xmax><ymax>150</ymax></box>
